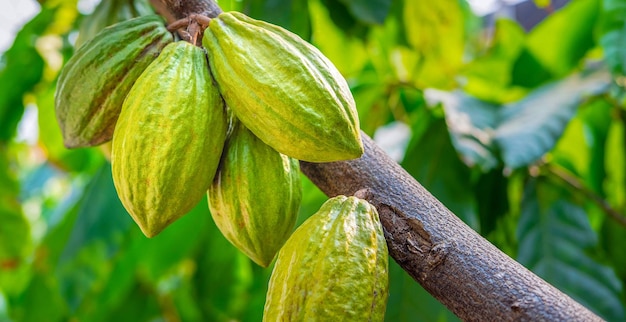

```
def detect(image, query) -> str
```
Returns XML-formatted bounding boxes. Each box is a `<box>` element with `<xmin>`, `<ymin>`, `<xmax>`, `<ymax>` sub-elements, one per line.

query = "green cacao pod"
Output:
<box><xmin>55</xmin><ymin>15</ymin><xmax>172</xmax><ymax>148</ymax></box>
<box><xmin>75</xmin><ymin>0</ymin><xmax>154</xmax><ymax>48</ymax></box>
<box><xmin>208</xmin><ymin>120</ymin><xmax>301</xmax><ymax>267</ymax></box>
<box><xmin>263</xmin><ymin>195</ymin><xmax>389</xmax><ymax>321</ymax></box>
<box><xmin>112</xmin><ymin>41</ymin><xmax>227</xmax><ymax>238</ymax></box>
<box><xmin>202</xmin><ymin>11</ymin><xmax>363</xmax><ymax>163</ymax></box>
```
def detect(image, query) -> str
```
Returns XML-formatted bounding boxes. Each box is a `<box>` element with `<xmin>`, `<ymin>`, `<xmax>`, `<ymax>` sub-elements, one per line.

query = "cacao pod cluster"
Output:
<box><xmin>55</xmin><ymin>7</ymin><xmax>387</xmax><ymax>319</ymax></box>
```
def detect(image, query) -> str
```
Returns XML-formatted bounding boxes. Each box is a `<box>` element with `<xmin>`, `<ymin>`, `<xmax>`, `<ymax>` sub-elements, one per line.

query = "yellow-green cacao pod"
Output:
<box><xmin>55</xmin><ymin>15</ymin><xmax>172</xmax><ymax>148</ymax></box>
<box><xmin>112</xmin><ymin>41</ymin><xmax>227</xmax><ymax>238</ymax></box>
<box><xmin>202</xmin><ymin>11</ymin><xmax>363</xmax><ymax>163</ymax></box>
<box><xmin>75</xmin><ymin>0</ymin><xmax>154</xmax><ymax>48</ymax></box>
<box><xmin>263</xmin><ymin>195</ymin><xmax>389</xmax><ymax>321</ymax></box>
<box><xmin>208</xmin><ymin>120</ymin><xmax>301</xmax><ymax>267</ymax></box>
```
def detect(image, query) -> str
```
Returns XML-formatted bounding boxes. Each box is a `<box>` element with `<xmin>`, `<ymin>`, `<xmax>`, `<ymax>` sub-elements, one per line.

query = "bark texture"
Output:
<box><xmin>152</xmin><ymin>0</ymin><xmax>604</xmax><ymax>320</ymax></box>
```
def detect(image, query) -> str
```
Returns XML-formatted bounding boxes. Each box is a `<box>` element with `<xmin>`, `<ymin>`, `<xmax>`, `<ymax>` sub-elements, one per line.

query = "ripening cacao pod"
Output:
<box><xmin>112</xmin><ymin>41</ymin><xmax>227</xmax><ymax>238</ymax></box>
<box><xmin>202</xmin><ymin>11</ymin><xmax>363</xmax><ymax>162</ymax></box>
<box><xmin>55</xmin><ymin>15</ymin><xmax>172</xmax><ymax>148</ymax></box>
<box><xmin>263</xmin><ymin>195</ymin><xmax>389</xmax><ymax>321</ymax></box>
<box><xmin>208</xmin><ymin>120</ymin><xmax>301</xmax><ymax>267</ymax></box>
<box><xmin>75</xmin><ymin>0</ymin><xmax>154</xmax><ymax>48</ymax></box>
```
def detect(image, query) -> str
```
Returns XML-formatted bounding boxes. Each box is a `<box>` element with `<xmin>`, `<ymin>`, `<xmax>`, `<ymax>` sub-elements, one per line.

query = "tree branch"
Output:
<box><xmin>151</xmin><ymin>0</ymin><xmax>603</xmax><ymax>320</ymax></box>
<box><xmin>301</xmin><ymin>134</ymin><xmax>602</xmax><ymax>321</ymax></box>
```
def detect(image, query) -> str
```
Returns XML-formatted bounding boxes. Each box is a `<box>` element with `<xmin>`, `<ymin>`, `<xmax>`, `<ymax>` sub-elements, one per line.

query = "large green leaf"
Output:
<box><xmin>600</xmin><ymin>0</ymin><xmax>626</xmax><ymax>74</ymax></box>
<box><xmin>525</xmin><ymin>0</ymin><xmax>600</xmax><ymax>77</ymax></box>
<box><xmin>402</xmin><ymin>113</ymin><xmax>479</xmax><ymax>229</ymax></box>
<box><xmin>494</xmin><ymin>69</ymin><xmax>611</xmax><ymax>169</ymax></box>
<box><xmin>517</xmin><ymin>179</ymin><xmax>625</xmax><ymax>321</ymax></box>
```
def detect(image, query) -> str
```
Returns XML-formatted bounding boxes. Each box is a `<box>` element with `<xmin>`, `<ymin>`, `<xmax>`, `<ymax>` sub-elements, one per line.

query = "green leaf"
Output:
<box><xmin>59</xmin><ymin>164</ymin><xmax>130</xmax><ymax>260</ymax></box>
<box><xmin>525</xmin><ymin>0</ymin><xmax>600</xmax><ymax>77</ymax></box>
<box><xmin>510</xmin><ymin>48</ymin><xmax>554</xmax><ymax>88</ymax></box>
<box><xmin>494</xmin><ymin>69</ymin><xmax>611</xmax><ymax>169</ymax></box>
<box><xmin>600</xmin><ymin>26</ymin><xmax>626</xmax><ymax>75</ymax></box>
<box><xmin>8</xmin><ymin>272</ymin><xmax>68</xmax><ymax>322</ymax></box>
<box><xmin>52</xmin><ymin>164</ymin><xmax>131</xmax><ymax>311</ymax></box>
<box><xmin>337</xmin><ymin>0</ymin><xmax>391</xmax><ymax>24</ymax></box>
<box><xmin>403</xmin><ymin>0</ymin><xmax>466</xmax><ymax>88</ymax></box>
<box><xmin>463</xmin><ymin>19</ymin><xmax>527</xmax><ymax>102</ymax></box>
<box><xmin>601</xmin><ymin>220</ymin><xmax>626</xmax><ymax>284</ymax></box>
<box><xmin>474</xmin><ymin>168</ymin><xmax>510</xmax><ymax>237</ymax></box>
<box><xmin>309</xmin><ymin>0</ymin><xmax>368</xmax><ymax>76</ymax></box>
<box><xmin>517</xmin><ymin>179</ymin><xmax>625</xmax><ymax>321</ymax></box>
<box><xmin>385</xmin><ymin>260</ymin><xmax>458</xmax><ymax>322</ymax></box>
<box><xmin>194</xmin><ymin>218</ymin><xmax>254</xmax><ymax>321</ymax></box>
<box><xmin>426</xmin><ymin>89</ymin><xmax>500</xmax><ymax>171</ymax></box>
<box><xmin>599</xmin><ymin>0</ymin><xmax>626</xmax><ymax>74</ymax></box>
<box><xmin>74</xmin><ymin>197</ymin><xmax>212</xmax><ymax>320</ymax></box>
<box><xmin>244</xmin><ymin>0</ymin><xmax>311</xmax><ymax>39</ymax></box>
<box><xmin>402</xmin><ymin>113</ymin><xmax>479</xmax><ymax>229</ymax></box>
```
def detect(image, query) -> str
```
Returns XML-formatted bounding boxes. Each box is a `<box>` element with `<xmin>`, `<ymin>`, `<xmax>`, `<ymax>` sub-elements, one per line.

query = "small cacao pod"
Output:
<box><xmin>202</xmin><ymin>11</ymin><xmax>363</xmax><ymax>162</ymax></box>
<box><xmin>263</xmin><ymin>195</ymin><xmax>389</xmax><ymax>321</ymax></box>
<box><xmin>55</xmin><ymin>15</ymin><xmax>172</xmax><ymax>148</ymax></box>
<box><xmin>75</xmin><ymin>0</ymin><xmax>154</xmax><ymax>48</ymax></box>
<box><xmin>112</xmin><ymin>41</ymin><xmax>227</xmax><ymax>238</ymax></box>
<box><xmin>208</xmin><ymin>120</ymin><xmax>301</xmax><ymax>267</ymax></box>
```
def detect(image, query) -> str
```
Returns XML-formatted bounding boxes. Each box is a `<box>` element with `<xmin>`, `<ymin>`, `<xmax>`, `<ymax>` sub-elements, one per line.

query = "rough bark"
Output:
<box><xmin>152</xmin><ymin>0</ymin><xmax>603</xmax><ymax>320</ymax></box>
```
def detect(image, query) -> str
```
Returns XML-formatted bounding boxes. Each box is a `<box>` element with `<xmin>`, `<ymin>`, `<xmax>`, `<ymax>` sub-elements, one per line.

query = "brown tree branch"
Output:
<box><xmin>150</xmin><ymin>0</ymin><xmax>603</xmax><ymax>320</ymax></box>
<box><xmin>301</xmin><ymin>134</ymin><xmax>602</xmax><ymax>321</ymax></box>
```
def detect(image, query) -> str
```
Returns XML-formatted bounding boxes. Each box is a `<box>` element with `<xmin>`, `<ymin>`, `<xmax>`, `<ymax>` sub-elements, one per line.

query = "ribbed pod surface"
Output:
<box><xmin>264</xmin><ymin>195</ymin><xmax>388</xmax><ymax>321</ymax></box>
<box><xmin>55</xmin><ymin>15</ymin><xmax>172</xmax><ymax>148</ymax></box>
<box><xmin>112</xmin><ymin>41</ymin><xmax>227</xmax><ymax>237</ymax></box>
<box><xmin>208</xmin><ymin>120</ymin><xmax>301</xmax><ymax>267</ymax></box>
<box><xmin>202</xmin><ymin>11</ymin><xmax>363</xmax><ymax>162</ymax></box>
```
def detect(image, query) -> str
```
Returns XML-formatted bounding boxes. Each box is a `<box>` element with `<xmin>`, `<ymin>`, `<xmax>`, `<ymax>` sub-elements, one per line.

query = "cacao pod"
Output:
<box><xmin>55</xmin><ymin>15</ymin><xmax>172</xmax><ymax>148</ymax></box>
<box><xmin>112</xmin><ymin>41</ymin><xmax>227</xmax><ymax>238</ymax></box>
<box><xmin>202</xmin><ymin>11</ymin><xmax>363</xmax><ymax>163</ymax></box>
<box><xmin>263</xmin><ymin>195</ymin><xmax>389</xmax><ymax>321</ymax></box>
<box><xmin>208</xmin><ymin>120</ymin><xmax>301</xmax><ymax>267</ymax></box>
<box><xmin>75</xmin><ymin>0</ymin><xmax>154</xmax><ymax>48</ymax></box>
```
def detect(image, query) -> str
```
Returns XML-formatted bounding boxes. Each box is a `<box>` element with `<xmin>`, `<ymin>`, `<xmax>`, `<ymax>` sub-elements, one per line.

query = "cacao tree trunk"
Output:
<box><xmin>155</xmin><ymin>0</ymin><xmax>603</xmax><ymax>320</ymax></box>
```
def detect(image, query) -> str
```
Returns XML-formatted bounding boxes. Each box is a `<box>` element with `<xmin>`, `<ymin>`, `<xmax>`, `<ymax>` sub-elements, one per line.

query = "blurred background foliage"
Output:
<box><xmin>1</xmin><ymin>0</ymin><xmax>626</xmax><ymax>320</ymax></box>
